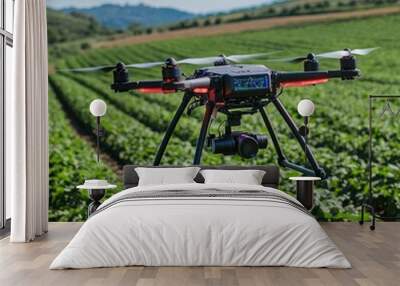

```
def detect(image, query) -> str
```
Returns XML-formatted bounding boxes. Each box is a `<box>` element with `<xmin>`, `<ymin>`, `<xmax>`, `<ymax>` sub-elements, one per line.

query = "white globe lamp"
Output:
<box><xmin>297</xmin><ymin>99</ymin><xmax>315</xmax><ymax>117</ymax></box>
<box><xmin>297</xmin><ymin>99</ymin><xmax>315</xmax><ymax>168</ymax></box>
<box><xmin>90</xmin><ymin>99</ymin><xmax>107</xmax><ymax>117</ymax></box>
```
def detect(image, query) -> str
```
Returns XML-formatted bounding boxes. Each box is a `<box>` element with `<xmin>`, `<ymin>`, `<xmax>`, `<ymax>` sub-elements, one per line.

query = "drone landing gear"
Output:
<box><xmin>259</xmin><ymin>107</ymin><xmax>286</xmax><ymax>162</ymax></box>
<box><xmin>270</xmin><ymin>98</ymin><xmax>326</xmax><ymax>179</ymax></box>
<box><xmin>153</xmin><ymin>91</ymin><xmax>326</xmax><ymax>179</ymax></box>
<box><xmin>194</xmin><ymin>102</ymin><xmax>215</xmax><ymax>164</ymax></box>
<box><xmin>153</xmin><ymin>93</ymin><xmax>193</xmax><ymax>166</ymax></box>
<box><xmin>153</xmin><ymin>92</ymin><xmax>215</xmax><ymax>166</ymax></box>
<box><xmin>259</xmin><ymin>102</ymin><xmax>325</xmax><ymax>179</ymax></box>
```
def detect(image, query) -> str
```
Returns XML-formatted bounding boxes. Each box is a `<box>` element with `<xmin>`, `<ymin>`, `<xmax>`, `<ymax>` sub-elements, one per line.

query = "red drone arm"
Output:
<box><xmin>280</xmin><ymin>77</ymin><xmax>329</xmax><ymax>88</ymax></box>
<box><xmin>276</xmin><ymin>69</ymin><xmax>360</xmax><ymax>88</ymax></box>
<box><xmin>112</xmin><ymin>78</ymin><xmax>211</xmax><ymax>94</ymax></box>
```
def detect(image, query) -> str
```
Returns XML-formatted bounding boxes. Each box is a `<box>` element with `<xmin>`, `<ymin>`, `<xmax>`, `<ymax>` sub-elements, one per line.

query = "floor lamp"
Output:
<box><xmin>77</xmin><ymin>99</ymin><xmax>116</xmax><ymax>217</ymax></box>
<box><xmin>290</xmin><ymin>99</ymin><xmax>320</xmax><ymax>210</ymax></box>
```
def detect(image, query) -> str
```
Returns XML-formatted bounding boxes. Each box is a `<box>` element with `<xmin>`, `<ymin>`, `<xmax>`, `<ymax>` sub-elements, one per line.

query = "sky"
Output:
<box><xmin>46</xmin><ymin>0</ymin><xmax>274</xmax><ymax>14</ymax></box>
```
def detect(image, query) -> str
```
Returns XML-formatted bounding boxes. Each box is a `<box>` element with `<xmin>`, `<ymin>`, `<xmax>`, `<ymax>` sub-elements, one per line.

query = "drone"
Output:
<box><xmin>63</xmin><ymin>48</ymin><xmax>378</xmax><ymax>179</ymax></box>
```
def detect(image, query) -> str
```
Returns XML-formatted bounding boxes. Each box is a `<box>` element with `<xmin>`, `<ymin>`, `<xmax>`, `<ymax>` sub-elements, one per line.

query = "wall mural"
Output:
<box><xmin>46</xmin><ymin>1</ymin><xmax>400</xmax><ymax>222</ymax></box>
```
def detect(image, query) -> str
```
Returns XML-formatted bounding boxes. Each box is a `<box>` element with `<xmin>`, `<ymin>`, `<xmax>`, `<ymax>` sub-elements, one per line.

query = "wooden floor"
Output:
<box><xmin>0</xmin><ymin>222</ymin><xmax>399</xmax><ymax>286</ymax></box>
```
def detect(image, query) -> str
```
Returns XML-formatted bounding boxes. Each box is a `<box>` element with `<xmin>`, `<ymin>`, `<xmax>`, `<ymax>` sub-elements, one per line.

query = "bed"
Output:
<box><xmin>50</xmin><ymin>165</ymin><xmax>350</xmax><ymax>269</ymax></box>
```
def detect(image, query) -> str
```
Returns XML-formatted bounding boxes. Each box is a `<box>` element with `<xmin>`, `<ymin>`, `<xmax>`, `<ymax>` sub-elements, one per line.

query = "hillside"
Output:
<box><xmin>219</xmin><ymin>0</ymin><xmax>400</xmax><ymax>22</ymax></box>
<box><xmin>47</xmin><ymin>8</ymin><xmax>111</xmax><ymax>44</ymax></box>
<box><xmin>168</xmin><ymin>0</ymin><xmax>400</xmax><ymax>30</ymax></box>
<box><xmin>62</xmin><ymin>4</ymin><xmax>195</xmax><ymax>29</ymax></box>
<box><xmin>94</xmin><ymin>6</ymin><xmax>400</xmax><ymax>48</ymax></box>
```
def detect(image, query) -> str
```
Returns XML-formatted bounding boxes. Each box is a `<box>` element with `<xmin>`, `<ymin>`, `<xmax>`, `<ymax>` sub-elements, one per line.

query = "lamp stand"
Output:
<box><xmin>88</xmin><ymin>189</ymin><xmax>105</xmax><ymax>216</ymax></box>
<box><xmin>304</xmin><ymin>116</ymin><xmax>309</xmax><ymax>167</ymax></box>
<box><xmin>96</xmin><ymin>116</ymin><xmax>100</xmax><ymax>163</ymax></box>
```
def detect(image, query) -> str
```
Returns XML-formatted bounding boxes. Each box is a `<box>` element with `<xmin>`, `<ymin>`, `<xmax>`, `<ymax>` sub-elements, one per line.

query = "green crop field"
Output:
<box><xmin>49</xmin><ymin>88</ymin><xmax>121</xmax><ymax>221</ymax></box>
<box><xmin>49</xmin><ymin>14</ymin><xmax>400</xmax><ymax>221</ymax></box>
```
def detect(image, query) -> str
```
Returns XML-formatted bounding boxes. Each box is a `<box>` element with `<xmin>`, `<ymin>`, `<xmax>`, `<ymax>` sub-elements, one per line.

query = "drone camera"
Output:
<box><xmin>210</xmin><ymin>131</ymin><xmax>268</xmax><ymax>159</ymax></box>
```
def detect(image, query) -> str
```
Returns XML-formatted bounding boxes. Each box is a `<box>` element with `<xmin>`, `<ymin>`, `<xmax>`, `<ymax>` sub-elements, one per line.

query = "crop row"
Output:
<box><xmin>49</xmin><ymin>74</ymin><xmax>229</xmax><ymax>166</ymax></box>
<box><xmin>63</xmin><ymin>72</ymin><xmax>203</xmax><ymax>144</ymax></box>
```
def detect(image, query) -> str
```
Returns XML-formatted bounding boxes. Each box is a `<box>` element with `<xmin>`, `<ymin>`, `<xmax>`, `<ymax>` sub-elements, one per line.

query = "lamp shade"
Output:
<box><xmin>90</xmin><ymin>99</ymin><xmax>107</xmax><ymax>117</ymax></box>
<box><xmin>297</xmin><ymin>99</ymin><xmax>315</xmax><ymax>117</ymax></box>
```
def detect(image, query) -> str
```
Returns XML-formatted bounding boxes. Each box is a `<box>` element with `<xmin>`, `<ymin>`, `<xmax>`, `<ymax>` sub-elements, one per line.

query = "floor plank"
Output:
<box><xmin>0</xmin><ymin>222</ymin><xmax>399</xmax><ymax>286</ymax></box>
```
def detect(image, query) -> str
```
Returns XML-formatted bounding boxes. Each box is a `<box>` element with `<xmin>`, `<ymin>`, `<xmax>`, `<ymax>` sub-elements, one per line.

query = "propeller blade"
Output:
<box><xmin>177</xmin><ymin>52</ymin><xmax>279</xmax><ymax>65</ymax></box>
<box><xmin>269</xmin><ymin>56</ymin><xmax>307</xmax><ymax>63</ymax></box>
<box><xmin>59</xmin><ymin>51</ymin><xmax>282</xmax><ymax>73</ymax></box>
<box><xmin>62</xmin><ymin>60</ymin><xmax>165</xmax><ymax>73</ymax></box>
<box><xmin>317</xmin><ymin>47</ymin><xmax>379</xmax><ymax>59</ymax></box>
<box><xmin>270</xmin><ymin>47</ymin><xmax>379</xmax><ymax>63</ymax></box>
<box><xmin>59</xmin><ymin>65</ymin><xmax>116</xmax><ymax>73</ymax></box>
<box><xmin>351</xmin><ymin>47</ymin><xmax>379</xmax><ymax>55</ymax></box>
<box><xmin>125</xmin><ymin>62</ymin><xmax>165</xmax><ymax>68</ymax></box>
<box><xmin>317</xmin><ymin>50</ymin><xmax>351</xmax><ymax>59</ymax></box>
<box><xmin>177</xmin><ymin>57</ymin><xmax>221</xmax><ymax>65</ymax></box>
<box><xmin>226</xmin><ymin>52</ymin><xmax>278</xmax><ymax>63</ymax></box>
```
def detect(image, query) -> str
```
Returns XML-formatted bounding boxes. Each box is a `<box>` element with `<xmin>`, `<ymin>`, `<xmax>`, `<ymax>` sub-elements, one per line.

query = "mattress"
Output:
<box><xmin>50</xmin><ymin>183</ymin><xmax>350</xmax><ymax>269</ymax></box>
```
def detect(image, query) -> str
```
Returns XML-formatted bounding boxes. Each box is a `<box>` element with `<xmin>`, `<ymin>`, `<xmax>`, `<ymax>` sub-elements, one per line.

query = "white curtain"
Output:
<box><xmin>8</xmin><ymin>0</ymin><xmax>49</xmax><ymax>242</ymax></box>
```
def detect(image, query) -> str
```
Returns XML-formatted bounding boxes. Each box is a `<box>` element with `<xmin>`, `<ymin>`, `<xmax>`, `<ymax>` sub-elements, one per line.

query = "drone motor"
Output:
<box><xmin>113</xmin><ymin>62</ymin><xmax>129</xmax><ymax>84</ymax></box>
<box><xmin>214</xmin><ymin>55</ymin><xmax>229</xmax><ymax>66</ymax></box>
<box><xmin>162</xmin><ymin>57</ymin><xmax>182</xmax><ymax>83</ymax></box>
<box><xmin>303</xmin><ymin>53</ymin><xmax>319</xmax><ymax>72</ymax></box>
<box><xmin>340</xmin><ymin>56</ymin><xmax>356</xmax><ymax>71</ymax></box>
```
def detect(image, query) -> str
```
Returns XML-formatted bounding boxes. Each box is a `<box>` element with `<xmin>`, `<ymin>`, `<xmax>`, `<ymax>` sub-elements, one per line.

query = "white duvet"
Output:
<box><xmin>50</xmin><ymin>183</ymin><xmax>350</xmax><ymax>269</ymax></box>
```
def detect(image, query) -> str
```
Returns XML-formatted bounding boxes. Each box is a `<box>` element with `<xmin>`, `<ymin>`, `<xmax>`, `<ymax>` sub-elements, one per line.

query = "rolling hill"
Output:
<box><xmin>167</xmin><ymin>0</ymin><xmax>400</xmax><ymax>31</ymax></box>
<box><xmin>47</xmin><ymin>8</ymin><xmax>112</xmax><ymax>44</ymax></box>
<box><xmin>62</xmin><ymin>4</ymin><xmax>195</xmax><ymax>29</ymax></box>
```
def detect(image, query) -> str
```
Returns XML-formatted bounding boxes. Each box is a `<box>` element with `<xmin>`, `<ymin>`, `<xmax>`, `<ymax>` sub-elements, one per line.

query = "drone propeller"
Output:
<box><xmin>125</xmin><ymin>61</ymin><xmax>165</xmax><ymax>68</ymax></box>
<box><xmin>59</xmin><ymin>65</ymin><xmax>118</xmax><ymax>73</ymax></box>
<box><xmin>59</xmin><ymin>62</ymin><xmax>165</xmax><ymax>73</ymax></box>
<box><xmin>273</xmin><ymin>47</ymin><xmax>379</xmax><ymax>63</ymax></box>
<box><xmin>59</xmin><ymin>52</ymin><xmax>278</xmax><ymax>73</ymax></box>
<box><xmin>177</xmin><ymin>52</ymin><xmax>278</xmax><ymax>65</ymax></box>
<box><xmin>317</xmin><ymin>47</ymin><xmax>379</xmax><ymax>59</ymax></box>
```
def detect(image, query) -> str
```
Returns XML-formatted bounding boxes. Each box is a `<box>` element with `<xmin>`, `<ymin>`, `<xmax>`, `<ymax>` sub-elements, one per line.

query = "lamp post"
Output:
<box><xmin>89</xmin><ymin>99</ymin><xmax>107</xmax><ymax>163</ymax></box>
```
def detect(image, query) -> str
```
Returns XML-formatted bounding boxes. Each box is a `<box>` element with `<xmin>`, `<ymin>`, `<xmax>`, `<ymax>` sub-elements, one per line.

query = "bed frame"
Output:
<box><xmin>122</xmin><ymin>165</ymin><xmax>280</xmax><ymax>189</ymax></box>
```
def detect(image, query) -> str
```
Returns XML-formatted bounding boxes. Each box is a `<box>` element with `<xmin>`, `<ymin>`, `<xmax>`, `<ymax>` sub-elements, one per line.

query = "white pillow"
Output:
<box><xmin>135</xmin><ymin>167</ymin><xmax>200</xmax><ymax>186</ymax></box>
<box><xmin>200</xmin><ymin>169</ymin><xmax>266</xmax><ymax>185</ymax></box>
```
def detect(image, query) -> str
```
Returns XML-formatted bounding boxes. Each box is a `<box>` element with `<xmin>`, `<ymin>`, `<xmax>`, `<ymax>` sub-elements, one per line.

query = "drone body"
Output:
<box><xmin>194</xmin><ymin>64</ymin><xmax>271</xmax><ymax>98</ymax></box>
<box><xmin>64</xmin><ymin>48</ymin><xmax>378</xmax><ymax>179</ymax></box>
<box><xmin>111</xmin><ymin>60</ymin><xmax>360</xmax><ymax>179</ymax></box>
